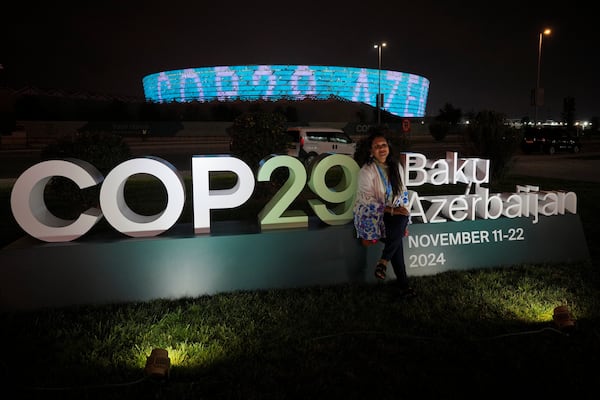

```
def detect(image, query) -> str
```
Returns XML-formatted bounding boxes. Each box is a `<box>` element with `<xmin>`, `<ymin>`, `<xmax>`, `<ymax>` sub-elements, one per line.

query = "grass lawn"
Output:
<box><xmin>0</xmin><ymin>170</ymin><xmax>598</xmax><ymax>399</ymax></box>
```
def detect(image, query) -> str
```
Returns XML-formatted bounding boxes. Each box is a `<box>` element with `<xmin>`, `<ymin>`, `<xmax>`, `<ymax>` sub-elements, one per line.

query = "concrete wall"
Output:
<box><xmin>0</xmin><ymin>214</ymin><xmax>588</xmax><ymax>311</ymax></box>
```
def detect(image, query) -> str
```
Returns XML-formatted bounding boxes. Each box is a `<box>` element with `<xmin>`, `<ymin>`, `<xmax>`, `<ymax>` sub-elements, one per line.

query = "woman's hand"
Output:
<box><xmin>397</xmin><ymin>206</ymin><xmax>410</xmax><ymax>216</ymax></box>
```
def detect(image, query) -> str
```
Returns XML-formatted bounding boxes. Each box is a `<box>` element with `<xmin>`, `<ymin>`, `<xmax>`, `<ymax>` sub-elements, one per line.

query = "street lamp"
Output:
<box><xmin>534</xmin><ymin>28</ymin><xmax>551</xmax><ymax>125</ymax></box>
<box><xmin>374</xmin><ymin>42</ymin><xmax>386</xmax><ymax>125</ymax></box>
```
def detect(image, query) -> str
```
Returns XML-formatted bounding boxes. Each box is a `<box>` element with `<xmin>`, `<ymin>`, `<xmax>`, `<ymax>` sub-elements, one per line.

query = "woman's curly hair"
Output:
<box><xmin>355</xmin><ymin>126</ymin><xmax>403</xmax><ymax>197</ymax></box>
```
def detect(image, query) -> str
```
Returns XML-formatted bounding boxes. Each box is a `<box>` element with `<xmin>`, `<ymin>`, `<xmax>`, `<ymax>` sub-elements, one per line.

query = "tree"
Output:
<box><xmin>428</xmin><ymin>103</ymin><xmax>462</xmax><ymax>141</ymax></box>
<box><xmin>228</xmin><ymin>110</ymin><xmax>288</xmax><ymax>174</ymax></box>
<box><xmin>438</xmin><ymin>103</ymin><xmax>462</xmax><ymax>125</ymax></box>
<box><xmin>463</xmin><ymin>110</ymin><xmax>520</xmax><ymax>180</ymax></box>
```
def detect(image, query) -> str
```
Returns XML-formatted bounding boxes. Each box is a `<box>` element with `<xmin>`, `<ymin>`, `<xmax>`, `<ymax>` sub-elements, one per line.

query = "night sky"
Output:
<box><xmin>2</xmin><ymin>1</ymin><xmax>598</xmax><ymax>120</ymax></box>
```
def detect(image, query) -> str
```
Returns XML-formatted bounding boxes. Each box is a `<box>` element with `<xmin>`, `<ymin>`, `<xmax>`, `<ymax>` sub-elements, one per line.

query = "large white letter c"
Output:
<box><xmin>10</xmin><ymin>159</ymin><xmax>104</xmax><ymax>242</ymax></box>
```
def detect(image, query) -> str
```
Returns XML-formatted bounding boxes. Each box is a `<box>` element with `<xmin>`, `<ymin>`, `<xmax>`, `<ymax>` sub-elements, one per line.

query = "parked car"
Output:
<box><xmin>521</xmin><ymin>128</ymin><xmax>582</xmax><ymax>155</ymax></box>
<box><xmin>284</xmin><ymin>126</ymin><xmax>356</xmax><ymax>166</ymax></box>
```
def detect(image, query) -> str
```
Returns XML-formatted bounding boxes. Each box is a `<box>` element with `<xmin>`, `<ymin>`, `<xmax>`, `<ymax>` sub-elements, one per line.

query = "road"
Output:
<box><xmin>509</xmin><ymin>151</ymin><xmax>600</xmax><ymax>183</ymax></box>
<box><xmin>0</xmin><ymin>140</ymin><xmax>230</xmax><ymax>181</ymax></box>
<box><xmin>2</xmin><ymin>139</ymin><xmax>599</xmax><ymax>183</ymax></box>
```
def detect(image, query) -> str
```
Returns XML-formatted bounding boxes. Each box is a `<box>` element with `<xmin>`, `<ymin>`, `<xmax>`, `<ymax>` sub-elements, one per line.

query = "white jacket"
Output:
<box><xmin>353</xmin><ymin>161</ymin><xmax>408</xmax><ymax>240</ymax></box>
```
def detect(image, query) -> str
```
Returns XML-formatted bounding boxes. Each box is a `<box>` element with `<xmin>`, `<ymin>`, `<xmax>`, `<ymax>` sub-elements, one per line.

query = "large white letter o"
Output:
<box><xmin>100</xmin><ymin>157</ymin><xmax>185</xmax><ymax>237</ymax></box>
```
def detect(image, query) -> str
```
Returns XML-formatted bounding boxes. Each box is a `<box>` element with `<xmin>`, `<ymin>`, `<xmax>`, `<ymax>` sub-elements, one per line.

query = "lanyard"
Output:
<box><xmin>375</xmin><ymin>163</ymin><xmax>393</xmax><ymax>204</ymax></box>
<box><xmin>375</xmin><ymin>163</ymin><xmax>409</xmax><ymax>207</ymax></box>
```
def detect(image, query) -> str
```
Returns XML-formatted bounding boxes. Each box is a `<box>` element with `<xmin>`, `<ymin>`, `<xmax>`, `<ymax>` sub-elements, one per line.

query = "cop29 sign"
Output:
<box><xmin>10</xmin><ymin>152</ymin><xmax>577</xmax><ymax>243</ymax></box>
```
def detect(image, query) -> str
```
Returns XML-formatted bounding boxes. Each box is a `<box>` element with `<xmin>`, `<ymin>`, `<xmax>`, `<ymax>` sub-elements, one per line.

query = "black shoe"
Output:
<box><xmin>374</xmin><ymin>263</ymin><xmax>387</xmax><ymax>280</ymax></box>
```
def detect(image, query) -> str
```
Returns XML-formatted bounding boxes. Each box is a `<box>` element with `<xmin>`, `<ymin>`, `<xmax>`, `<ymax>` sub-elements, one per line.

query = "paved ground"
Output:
<box><xmin>510</xmin><ymin>151</ymin><xmax>600</xmax><ymax>183</ymax></box>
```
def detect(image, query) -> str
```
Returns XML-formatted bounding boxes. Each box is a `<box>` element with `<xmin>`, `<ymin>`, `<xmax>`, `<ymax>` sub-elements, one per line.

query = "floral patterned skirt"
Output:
<box><xmin>353</xmin><ymin>203</ymin><xmax>385</xmax><ymax>241</ymax></box>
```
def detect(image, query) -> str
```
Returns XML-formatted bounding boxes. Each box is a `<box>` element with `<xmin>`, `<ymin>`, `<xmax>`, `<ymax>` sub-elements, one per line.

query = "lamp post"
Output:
<box><xmin>374</xmin><ymin>42</ymin><xmax>386</xmax><ymax>125</ymax></box>
<box><xmin>534</xmin><ymin>28</ymin><xmax>551</xmax><ymax>125</ymax></box>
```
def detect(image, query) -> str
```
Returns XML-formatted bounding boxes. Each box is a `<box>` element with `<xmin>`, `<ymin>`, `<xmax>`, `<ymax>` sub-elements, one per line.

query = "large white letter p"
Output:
<box><xmin>191</xmin><ymin>155</ymin><xmax>255</xmax><ymax>234</ymax></box>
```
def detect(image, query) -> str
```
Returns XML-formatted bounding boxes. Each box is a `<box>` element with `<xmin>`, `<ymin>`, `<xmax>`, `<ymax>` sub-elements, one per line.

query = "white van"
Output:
<box><xmin>285</xmin><ymin>126</ymin><xmax>356</xmax><ymax>166</ymax></box>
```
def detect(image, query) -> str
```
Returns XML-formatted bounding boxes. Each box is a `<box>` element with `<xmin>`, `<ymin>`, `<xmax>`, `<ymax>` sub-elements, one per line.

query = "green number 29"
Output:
<box><xmin>257</xmin><ymin>154</ymin><xmax>359</xmax><ymax>230</ymax></box>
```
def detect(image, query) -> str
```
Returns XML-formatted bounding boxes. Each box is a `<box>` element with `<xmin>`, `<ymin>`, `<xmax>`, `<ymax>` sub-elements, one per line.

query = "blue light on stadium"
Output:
<box><xmin>142</xmin><ymin>65</ymin><xmax>429</xmax><ymax>117</ymax></box>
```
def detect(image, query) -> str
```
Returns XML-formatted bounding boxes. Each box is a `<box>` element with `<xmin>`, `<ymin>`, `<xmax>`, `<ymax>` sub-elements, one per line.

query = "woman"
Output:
<box><xmin>353</xmin><ymin>129</ymin><xmax>415</xmax><ymax>299</ymax></box>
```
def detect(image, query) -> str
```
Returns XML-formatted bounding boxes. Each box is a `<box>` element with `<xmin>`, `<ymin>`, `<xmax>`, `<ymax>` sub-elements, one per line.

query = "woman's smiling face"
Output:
<box><xmin>370</xmin><ymin>136</ymin><xmax>389</xmax><ymax>163</ymax></box>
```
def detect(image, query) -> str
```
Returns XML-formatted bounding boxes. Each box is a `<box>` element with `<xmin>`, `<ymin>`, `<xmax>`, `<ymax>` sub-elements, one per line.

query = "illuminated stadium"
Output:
<box><xmin>142</xmin><ymin>65</ymin><xmax>430</xmax><ymax>118</ymax></box>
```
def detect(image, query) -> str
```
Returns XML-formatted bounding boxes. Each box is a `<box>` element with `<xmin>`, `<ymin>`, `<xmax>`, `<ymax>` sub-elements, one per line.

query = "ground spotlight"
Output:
<box><xmin>145</xmin><ymin>348</ymin><xmax>171</xmax><ymax>379</ymax></box>
<box><xmin>553</xmin><ymin>305</ymin><xmax>576</xmax><ymax>332</ymax></box>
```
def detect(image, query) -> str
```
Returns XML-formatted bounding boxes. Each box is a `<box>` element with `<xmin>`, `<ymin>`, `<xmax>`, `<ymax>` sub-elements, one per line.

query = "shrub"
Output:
<box><xmin>228</xmin><ymin>111</ymin><xmax>288</xmax><ymax>173</ymax></box>
<box><xmin>39</xmin><ymin>132</ymin><xmax>132</xmax><ymax>215</ymax></box>
<box><xmin>41</xmin><ymin>132</ymin><xmax>132</xmax><ymax>174</ymax></box>
<box><xmin>428</xmin><ymin>120</ymin><xmax>450</xmax><ymax>141</ymax></box>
